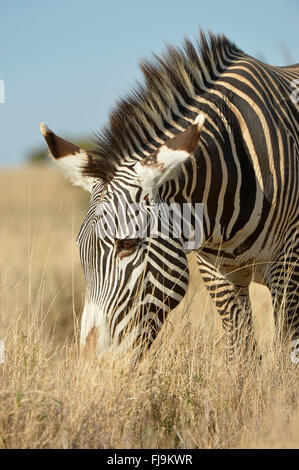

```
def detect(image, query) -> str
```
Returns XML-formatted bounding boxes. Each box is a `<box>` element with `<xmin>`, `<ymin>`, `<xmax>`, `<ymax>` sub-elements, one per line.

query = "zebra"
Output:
<box><xmin>40</xmin><ymin>32</ymin><xmax>299</xmax><ymax>363</ymax></box>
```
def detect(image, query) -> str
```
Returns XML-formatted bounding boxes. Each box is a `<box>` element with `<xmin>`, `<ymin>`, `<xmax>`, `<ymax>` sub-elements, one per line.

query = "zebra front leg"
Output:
<box><xmin>197</xmin><ymin>255</ymin><xmax>258</xmax><ymax>364</ymax></box>
<box><xmin>221</xmin><ymin>287</ymin><xmax>257</xmax><ymax>363</ymax></box>
<box><xmin>265</xmin><ymin>251</ymin><xmax>299</xmax><ymax>351</ymax></box>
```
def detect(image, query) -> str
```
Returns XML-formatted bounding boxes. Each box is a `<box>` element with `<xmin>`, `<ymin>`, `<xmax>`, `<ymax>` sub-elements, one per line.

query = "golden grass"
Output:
<box><xmin>0</xmin><ymin>166</ymin><xmax>298</xmax><ymax>449</ymax></box>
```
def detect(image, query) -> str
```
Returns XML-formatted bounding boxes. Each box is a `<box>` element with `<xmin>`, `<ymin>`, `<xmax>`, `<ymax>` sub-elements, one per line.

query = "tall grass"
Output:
<box><xmin>0</xmin><ymin>166</ymin><xmax>298</xmax><ymax>449</ymax></box>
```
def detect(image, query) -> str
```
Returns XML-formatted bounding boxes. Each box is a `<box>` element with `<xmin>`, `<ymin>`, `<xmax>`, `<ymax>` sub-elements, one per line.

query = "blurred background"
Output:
<box><xmin>0</xmin><ymin>0</ymin><xmax>298</xmax><ymax>167</ymax></box>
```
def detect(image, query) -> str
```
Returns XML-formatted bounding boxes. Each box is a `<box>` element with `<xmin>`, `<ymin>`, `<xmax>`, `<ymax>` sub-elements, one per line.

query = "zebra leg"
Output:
<box><xmin>265</xmin><ymin>250</ymin><xmax>299</xmax><ymax>346</ymax></box>
<box><xmin>197</xmin><ymin>255</ymin><xmax>257</xmax><ymax>363</ymax></box>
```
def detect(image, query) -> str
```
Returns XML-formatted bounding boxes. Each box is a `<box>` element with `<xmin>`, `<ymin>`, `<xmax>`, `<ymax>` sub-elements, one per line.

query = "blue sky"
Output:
<box><xmin>0</xmin><ymin>0</ymin><xmax>298</xmax><ymax>166</ymax></box>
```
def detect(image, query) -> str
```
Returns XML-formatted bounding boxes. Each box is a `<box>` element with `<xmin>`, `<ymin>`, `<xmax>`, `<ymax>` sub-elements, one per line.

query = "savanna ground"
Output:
<box><xmin>0</xmin><ymin>165</ymin><xmax>298</xmax><ymax>449</ymax></box>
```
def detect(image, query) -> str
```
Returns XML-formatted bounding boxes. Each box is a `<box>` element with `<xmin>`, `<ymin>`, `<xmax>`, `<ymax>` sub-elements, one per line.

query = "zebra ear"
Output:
<box><xmin>40</xmin><ymin>123</ymin><xmax>95</xmax><ymax>193</ymax></box>
<box><xmin>135</xmin><ymin>113</ymin><xmax>205</xmax><ymax>194</ymax></box>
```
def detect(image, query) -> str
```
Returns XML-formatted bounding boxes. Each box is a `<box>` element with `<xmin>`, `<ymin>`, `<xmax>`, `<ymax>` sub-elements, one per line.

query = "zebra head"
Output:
<box><xmin>40</xmin><ymin>114</ymin><xmax>205</xmax><ymax>357</ymax></box>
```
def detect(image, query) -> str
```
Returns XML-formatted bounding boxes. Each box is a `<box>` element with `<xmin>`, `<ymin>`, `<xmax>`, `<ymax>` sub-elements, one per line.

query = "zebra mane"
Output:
<box><xmin>87</xmin><ymin>31</ymin><xmax>243</xmax><ymax>183</ymax></box>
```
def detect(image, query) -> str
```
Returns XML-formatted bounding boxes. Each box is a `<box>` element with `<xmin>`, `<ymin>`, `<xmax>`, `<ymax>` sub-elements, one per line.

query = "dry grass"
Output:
<box><xmin>0</xmin><ymin>166</ymin><xmax>298</xmax><ymax>449</ymax></box>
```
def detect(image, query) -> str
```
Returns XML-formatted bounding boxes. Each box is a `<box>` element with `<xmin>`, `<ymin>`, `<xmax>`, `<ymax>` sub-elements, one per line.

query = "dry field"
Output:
<box><xmin>0</xmin><ymin>165</ymin><xmax>298</xmax><ymax>449</ymax></box>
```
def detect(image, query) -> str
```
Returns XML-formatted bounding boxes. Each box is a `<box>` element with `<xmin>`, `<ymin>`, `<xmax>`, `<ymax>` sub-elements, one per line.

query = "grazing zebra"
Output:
<box><xmin>40</xmin><ymin>32</ymin><xmax>299</xmax><ymax>363</ymax></box>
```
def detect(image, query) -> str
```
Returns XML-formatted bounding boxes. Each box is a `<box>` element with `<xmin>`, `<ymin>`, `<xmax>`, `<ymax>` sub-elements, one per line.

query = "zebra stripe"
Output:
<box><xmin>42</xmin><ymin>32</ymin><xmax>298</xmax><ymax>362</ymax></box>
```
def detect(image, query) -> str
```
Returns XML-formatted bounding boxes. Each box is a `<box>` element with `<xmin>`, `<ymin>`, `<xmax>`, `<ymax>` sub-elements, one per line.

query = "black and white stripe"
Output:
<box><xmin>42</xmin><ymin>32</ymin><xmax>298</xmax><ymax>362</ymax></box>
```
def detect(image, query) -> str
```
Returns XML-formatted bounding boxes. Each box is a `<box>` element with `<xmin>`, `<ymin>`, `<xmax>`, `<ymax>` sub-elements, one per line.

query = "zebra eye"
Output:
<box><xmin>116</xmin><ymin>238</ymin><xmax>140</xmax><ymax>251</ymax></box>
